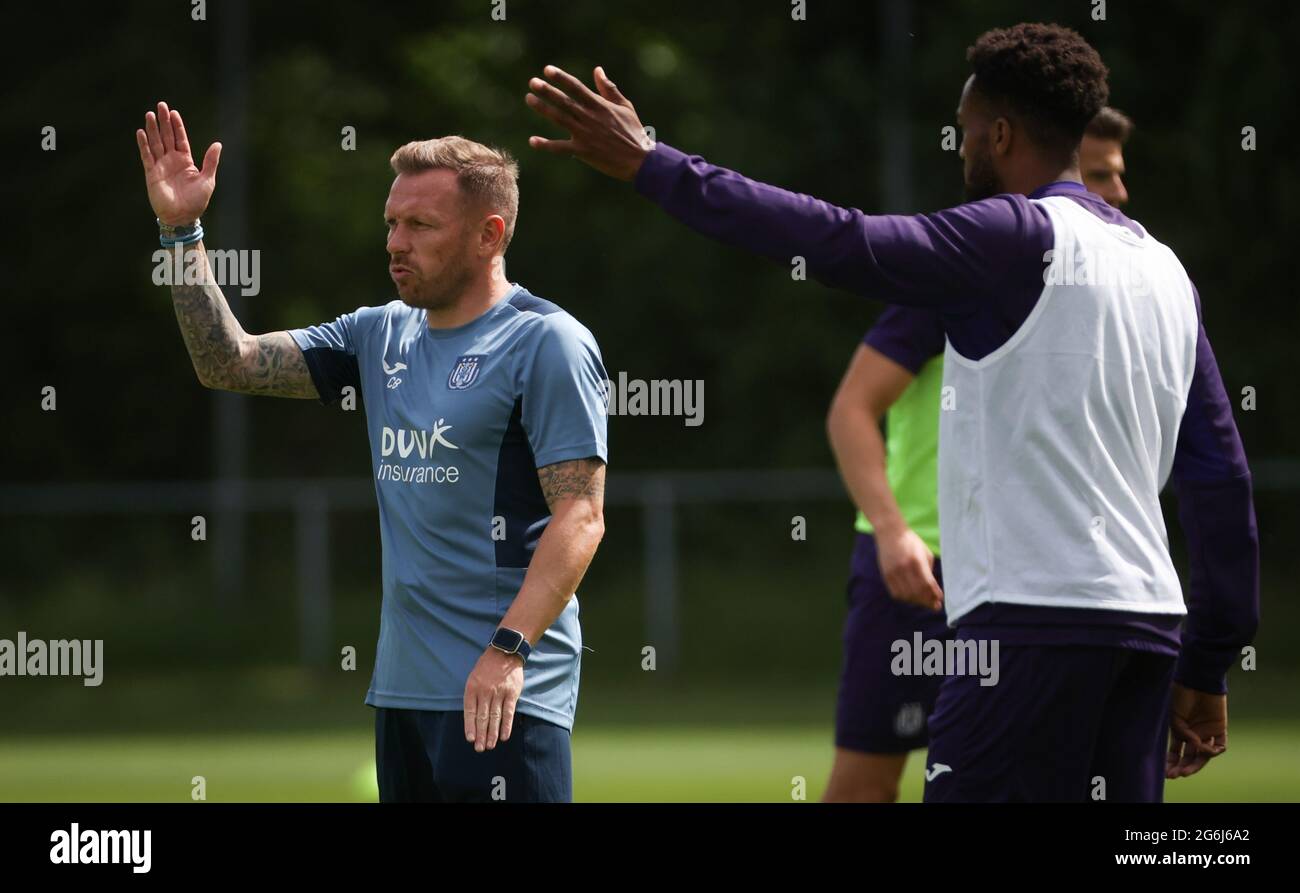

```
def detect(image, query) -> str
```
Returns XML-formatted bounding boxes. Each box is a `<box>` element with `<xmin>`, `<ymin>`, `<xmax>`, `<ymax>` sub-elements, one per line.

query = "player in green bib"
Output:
<box><xmin>823</xmin><ymin>308</ymin><xmax>950</xmax><ymax>802</ymax></box>
<box><xmin>853</xmin><ymin>354</ymin><xmax>942</xmax><ymax>556</ymax></box>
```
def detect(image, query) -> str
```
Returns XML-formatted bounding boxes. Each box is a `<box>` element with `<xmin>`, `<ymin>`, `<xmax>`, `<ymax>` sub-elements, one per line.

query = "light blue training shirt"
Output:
<box><xmin>288</xmin><ymin>284</ymin><xmax>609</xmax><ymax>729</ymax></box>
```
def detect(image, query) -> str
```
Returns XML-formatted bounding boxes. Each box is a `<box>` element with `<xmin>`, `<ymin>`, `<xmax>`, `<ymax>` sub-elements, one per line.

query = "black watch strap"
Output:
<box><xmin>490</xmin><ymin>627</ymin><xmax>532</xmax><ymax>662</ymax></box>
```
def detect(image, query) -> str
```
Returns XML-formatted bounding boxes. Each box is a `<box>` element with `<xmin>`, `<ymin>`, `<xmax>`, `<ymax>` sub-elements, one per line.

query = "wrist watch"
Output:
<box><xmin>489</xmin><ymin>627</ymin><xmax>532</xmax><ymax>663</ymax></box>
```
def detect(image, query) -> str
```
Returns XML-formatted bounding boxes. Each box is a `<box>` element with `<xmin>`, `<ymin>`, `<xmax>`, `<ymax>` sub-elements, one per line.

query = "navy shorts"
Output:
<box><xmin>923</xmin><ymin>641</ymin><xmax>1176</xmax><ymax>802</ymax></box>
<box><xmin>375</xmin><ymin>707</ymin><xmax>573</xmax><ymax>803</ymax></box>
<box><xmin>835</xmin><ymin>532</ymin><xmax>951</xmax><ymax>754</ymax></box>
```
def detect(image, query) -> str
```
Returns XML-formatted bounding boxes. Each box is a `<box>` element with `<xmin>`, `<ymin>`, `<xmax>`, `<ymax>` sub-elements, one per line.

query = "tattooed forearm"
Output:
<box><xmin>169</xmin><ymin>242</ymin><xmax>317</xmax><ymax>398</ymax></box>
<box><xmin>537</xmin><ymin>458</ymin><xmax>606</xmax><ymax>510</ymax></box>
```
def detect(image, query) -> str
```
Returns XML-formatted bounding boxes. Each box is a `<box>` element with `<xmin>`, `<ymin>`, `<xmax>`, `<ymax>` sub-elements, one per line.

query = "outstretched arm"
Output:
<box><xmin>525</xmin><ymin>67</ymin><xmax>1045</xmax><ymax>317</ymax></box>
<box><xmin>136</xmin><ymin>101</ymin><xmax>317</xmax><ymax>398</ymax></box>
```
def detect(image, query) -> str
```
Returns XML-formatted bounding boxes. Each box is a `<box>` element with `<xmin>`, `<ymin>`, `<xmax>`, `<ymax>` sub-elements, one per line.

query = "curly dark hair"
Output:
<box><xmin>967</xmin><ymin>23</ymin><xmax>1109</xmax><ymax>157</ymax></box>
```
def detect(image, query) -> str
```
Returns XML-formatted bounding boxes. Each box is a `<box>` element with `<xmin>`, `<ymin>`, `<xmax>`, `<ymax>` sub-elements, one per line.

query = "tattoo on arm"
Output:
<box><xmin>537</xmin><ymin>458</ymin><xmax>606</xmax><ymax>510</ymax></box>
<box><xmin>233</xmin><ymin>332</ymin><xmax>317</xmax><ymax>398</ymax></box>
<box><xmin>170</xmin><ymin>242</ymin><xmax>317</xmax><ymax>398</ymax></box>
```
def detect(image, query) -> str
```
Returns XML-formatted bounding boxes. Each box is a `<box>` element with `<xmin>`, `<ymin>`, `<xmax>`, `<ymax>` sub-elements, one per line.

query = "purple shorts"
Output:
<box><xmin>922</xmin><ymin>640</ymin><xmax>1176</xmax><ymax>802</ymax></box>
<box><xmin>834</xmin><ymin>533</ymin><xmax>950</xmax><ymax>754</ymax></box>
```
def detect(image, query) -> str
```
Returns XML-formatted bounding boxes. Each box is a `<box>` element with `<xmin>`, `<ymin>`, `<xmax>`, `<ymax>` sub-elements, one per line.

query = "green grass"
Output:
<box><xmin>2</xmin><ymin>720</ymin><xmax>1297</xmax><ymax>802</ymax></box>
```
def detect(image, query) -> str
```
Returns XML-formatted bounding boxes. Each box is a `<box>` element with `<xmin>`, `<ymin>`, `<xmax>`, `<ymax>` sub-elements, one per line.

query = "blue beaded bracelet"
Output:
<box><xmin>158</xmin><ymin>218</ymin><xmax>204</xmax><ymax>247</ymax></box>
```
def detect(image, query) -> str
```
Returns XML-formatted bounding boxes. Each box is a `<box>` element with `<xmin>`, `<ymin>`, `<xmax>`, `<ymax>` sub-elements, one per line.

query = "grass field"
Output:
<box><xmin>2</xmin><ymin>669</ymin><xmax>1293</xmax><ymax>802</ymax></box>
<box><xmin>2</xmin><ymin>720</ymin><xmax>1297</xmax><ymax>802</ymax></box>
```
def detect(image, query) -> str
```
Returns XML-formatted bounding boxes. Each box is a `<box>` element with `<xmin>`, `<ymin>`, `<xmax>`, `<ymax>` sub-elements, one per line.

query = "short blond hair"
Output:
<box><xmin>390</xmin><ymin>136</ymin><xmax>520</xmax><ymax>252</ymax></box>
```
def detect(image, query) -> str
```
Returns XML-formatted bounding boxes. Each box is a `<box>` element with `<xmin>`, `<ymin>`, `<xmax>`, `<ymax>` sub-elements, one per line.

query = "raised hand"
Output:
<box><xmin>135</xmin><ymin>101</ymin><xmax>222</xmax><ymax>226</ymax></box>
<box><xmin>526</xmin><ymin>66</ymin><xmax>653</xmax><ymax>181</ymax></box>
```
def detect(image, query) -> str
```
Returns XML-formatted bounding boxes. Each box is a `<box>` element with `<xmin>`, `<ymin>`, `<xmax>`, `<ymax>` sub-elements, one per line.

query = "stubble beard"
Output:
<box><xmin>399</xmin><ymin>242</ymin><xmax>477</xmax><ymax>312</ymax></box>
<box><xmin>963</xmin><ymin>147</ymin><xmax>1003</xmax><ymax>203</ymax></box>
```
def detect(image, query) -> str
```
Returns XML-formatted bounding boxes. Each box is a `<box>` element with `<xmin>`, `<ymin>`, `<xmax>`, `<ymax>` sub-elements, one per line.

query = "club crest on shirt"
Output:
<box><xmin>447</xmin><ymin>355</ymin><xmax>484</xmax><ymax>390</ymax></box>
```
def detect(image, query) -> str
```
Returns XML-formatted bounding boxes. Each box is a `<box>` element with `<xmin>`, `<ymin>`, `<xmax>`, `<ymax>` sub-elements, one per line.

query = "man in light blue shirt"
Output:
<box><xmin>137</xmin><ymin>101</ymin><xmax>608</xmax><ymax>802</ymax></box>
<box><xmin>290</xmin><ymin>283</ymin><xmax>607</xmax><ymax>734</ymax></box>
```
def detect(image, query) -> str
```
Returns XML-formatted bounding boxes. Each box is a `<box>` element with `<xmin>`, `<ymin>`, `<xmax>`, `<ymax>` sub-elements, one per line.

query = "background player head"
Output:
<box><xmin>957</xmin><ymin>23</ymin><xmax>1110</xmax><ymax>202</ymax></box>
<box><xmin>385</xmin><ymin>137</ymin><xmax>519</xmax><ymax>313</ymax></box>
<box><xmin>1080</xmin><ymin>106</ymin><xmax>1134</xmax><ymax>207</ymax></box>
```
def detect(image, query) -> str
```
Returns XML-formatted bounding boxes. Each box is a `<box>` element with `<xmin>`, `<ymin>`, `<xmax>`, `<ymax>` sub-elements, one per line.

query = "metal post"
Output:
<box><xmin>879</xmin><ymin>0</ymin><xmax>914</xmax><ymax>213</ymax></box>
<box><xmin>295</xmin><ymin>485</ymin><xmax>331</xmax><ymax>668</ymax></box>
<box><xmin>213</xmin><ymin>0</ymin><xmax>250</xmax><ymax>606</ymax></box>
<box><xmin>643</xmin><ymin>476</ymin><xmax>679</xmax><ymax>675</ymax></box>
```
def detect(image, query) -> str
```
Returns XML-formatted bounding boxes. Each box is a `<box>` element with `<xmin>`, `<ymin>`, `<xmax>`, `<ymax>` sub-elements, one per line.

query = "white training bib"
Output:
<box><xmin>938</xmin><ymin>195</ymin><xmax>1199</xmax><ymax>623</ymax></box>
